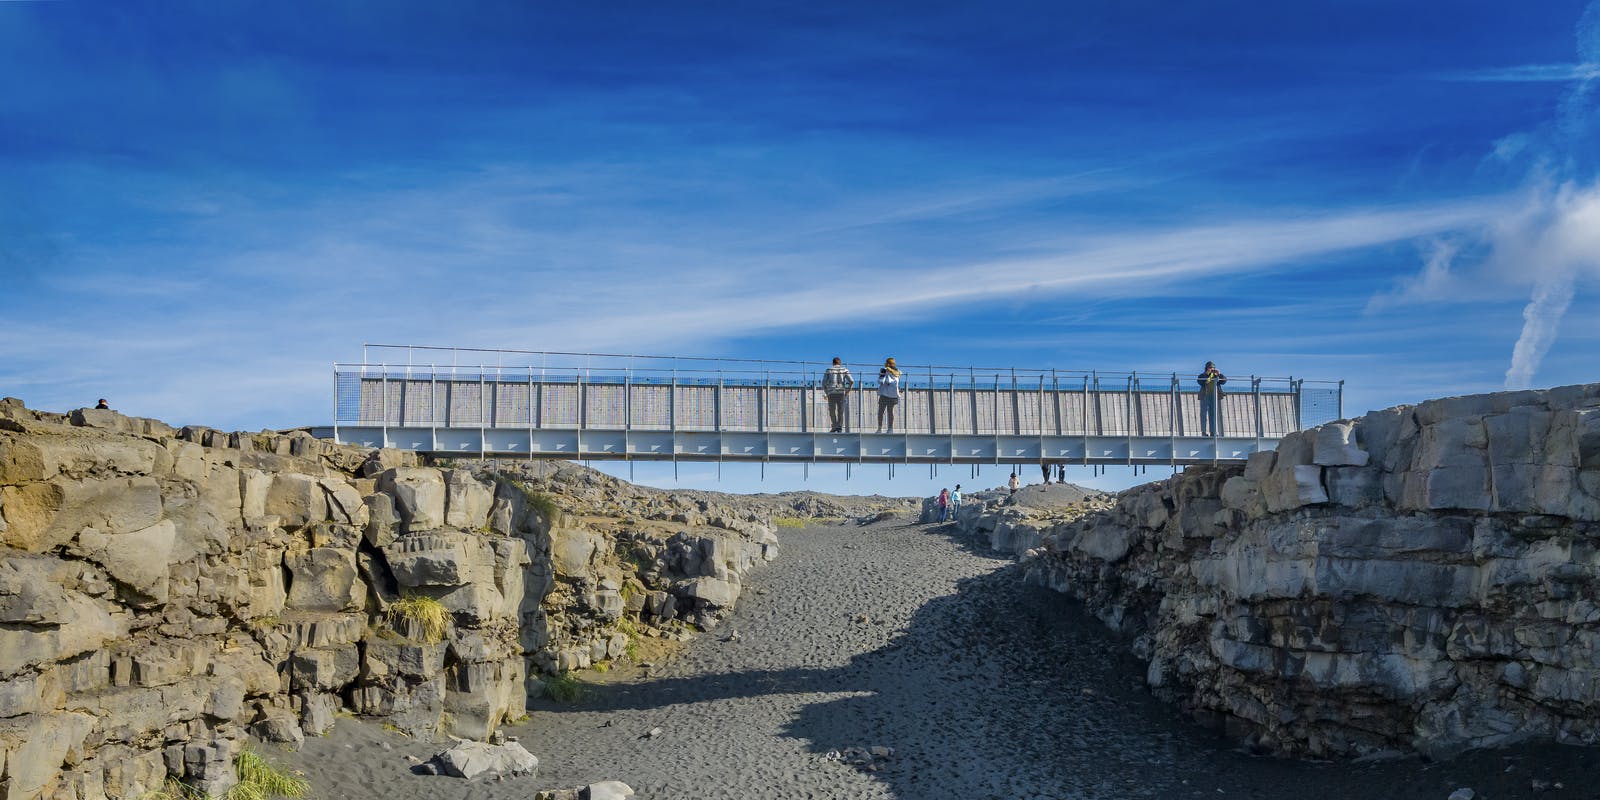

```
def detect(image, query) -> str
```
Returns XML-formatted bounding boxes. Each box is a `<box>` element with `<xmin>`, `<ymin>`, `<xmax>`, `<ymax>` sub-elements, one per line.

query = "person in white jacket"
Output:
<box><xmin>876</xmin><ymin>357</ymin><xmax>901</xmax><ymax>433</ymax></box>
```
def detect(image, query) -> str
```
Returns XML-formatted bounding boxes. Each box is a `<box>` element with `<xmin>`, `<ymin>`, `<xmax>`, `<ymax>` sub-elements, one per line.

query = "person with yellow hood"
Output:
<box><xmin>876</xmin><ymin>357</ymin><xmax>902</xmax><ymax>433</ymax></box>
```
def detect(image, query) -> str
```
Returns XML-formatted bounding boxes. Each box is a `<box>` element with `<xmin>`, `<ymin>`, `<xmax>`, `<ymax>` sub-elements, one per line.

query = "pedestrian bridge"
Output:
<box><xmin>313</xmin><ymin>346</ymin><xmax>1343</xmax><ymax>466</ymax></box>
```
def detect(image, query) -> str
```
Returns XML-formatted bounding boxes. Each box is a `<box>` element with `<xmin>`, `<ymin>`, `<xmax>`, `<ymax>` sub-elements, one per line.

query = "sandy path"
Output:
<box><xmin>288</xmin><ymin>518</ymin><xmax>1600</xmax><ymax>799</ymax></box>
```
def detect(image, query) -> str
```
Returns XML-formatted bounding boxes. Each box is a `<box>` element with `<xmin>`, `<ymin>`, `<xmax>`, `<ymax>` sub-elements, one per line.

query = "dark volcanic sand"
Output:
<box><xmin>288</xmin><ymin>518</ymin><xmax>1600</xmax><ymax>799</ymax></box>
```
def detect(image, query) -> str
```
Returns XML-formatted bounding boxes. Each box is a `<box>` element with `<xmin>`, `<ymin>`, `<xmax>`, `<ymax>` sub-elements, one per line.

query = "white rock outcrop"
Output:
<box><xmin>967</xmin><ymin>382</ymin><xmax>1600</xmax><ymax>759</ymax></box>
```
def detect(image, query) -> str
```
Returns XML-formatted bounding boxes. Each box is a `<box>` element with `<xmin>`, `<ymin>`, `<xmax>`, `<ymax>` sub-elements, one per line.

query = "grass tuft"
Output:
<box><xmin>229</xmin><ymin>747</ymin><xmax>310</xmax><ymax>799</ymax></box>
<box><xmin>140</xmin><ymin>780</ymin><xmax>203</xmax><ymax>800</ymax></box>
<box><xmin>541</xmin><ymin>671</ymin><xmax>585</xmax><ymax>703</ymax></box>
<box><xmin>771</xmin><ymin>517</ymin><xmax>807</xmax><ymax>529</ymax></box>
<box><xmin>386</xmin><ymin>595</ymin><xmax>450</xmax><ymax>644</ymax></box>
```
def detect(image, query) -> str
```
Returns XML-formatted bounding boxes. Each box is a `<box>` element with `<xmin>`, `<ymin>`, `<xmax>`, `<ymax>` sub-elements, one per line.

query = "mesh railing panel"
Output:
<box><xmin>720</xmin><ymin>386</ymin><xmax>761</xmax><ymax>431</ymax></box>
<box><xmin>1015</xmin><ymin>390</ymin><xmax>1043</xmax><ymax>435</ymax></box>
<box><xmin>1262</xmin><ymin>393</ymin><xmax>1298</xmax><ymax>437</ymax></box>
<box><xmin>1058</xmin><ymin>392</ymin><xmax>1085</xmax><ymax>435</ymax></box>
<box><xmin>336</xmin><ymin>373</ymin><xmax>363</xmax><ymax>424</ymax></box>
<box><xmin>584</xmin><ymin>383</ymin><xmax>627</xmax><ymax>428</ymax></box>
<box><xmin>674</xmin><ymin>385</ymin><xmax>716</xmax><ymax>430</ymax></box>
<box><xmin>898</xmin><ymin>388</ymin><xmax>930</xmax><ymax>433</ymax></box>
<box><xmin>356</xmin><ymin>378</ymin><xmax>384</xmax><ymax>425</ymax></box>
<box><xmin>929</xmin><ymin>389</ymin><xmax>954</xmax><ymax>433</ymax></box>
<box><xmin>1301</xmin><ymin>385</ymin><xmax>1342</xmax><ymax>429</ymax></box>
<box><xmin>769</xmin><ymin>386</ymin><xmax>807</xmax><ymax>431</ymax></box>
<box><xmin>540</xmin><ymin>383</ymin><xmax>580</xmax><ymax>427</ymax></box>
<box><xmin>403</xmin><ymin>381</ymin><xmax>435</xmax><ymax>427</ymax></box>
<box><xmin>492</xmin><ymin>382</ymin><xmax>531</xmax><ymax>428</ymax></box>
<box><xmin>446</xmin><ymin>381</ymin><xmax>483</xmax><ymax>426</ymax></box>
<box><xmin>629</xmin><ymin>385</ymin><xmax>673</xmax><ymax>430</ymax></box>
<box><xmin>1098</xmin><ymin>392</ymin><xmax>1131</xmax><ymax>435</ymax></box>
<box><xmin>1138</xmin><ymin>390</ymin><xmax>1174</xmax><ymax>436</ymax></box>
<box><xmin>1220</xmin><ymin>394</ymin><xmax>1255</xmax><ymax>437</ymax></box>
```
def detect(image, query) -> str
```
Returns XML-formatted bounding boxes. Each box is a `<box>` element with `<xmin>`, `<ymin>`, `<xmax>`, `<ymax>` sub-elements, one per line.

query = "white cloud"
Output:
<box><xmin>1387</xmin><ymin>1</ymin><xmax>1600</xmax><ymax>389</ymax></box>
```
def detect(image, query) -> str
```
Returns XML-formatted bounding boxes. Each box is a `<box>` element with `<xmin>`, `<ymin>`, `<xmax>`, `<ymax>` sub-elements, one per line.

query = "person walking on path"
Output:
<box><xmin>937</xmin><ymin>488</ymin><xmax>950</xmax><ymax>522</ymax></box>
<box><xmin>950</xmin><ymin>484</ymin><xmax>962</xmax><ymax>520</ymax></box>
<box><xmin>877</xmin><ymin>357</ymin><xmax>902</xmax><ymax>433</ymax></box>
<box><xmin>1008</xmin><ymin>472</ymin><xmax>1020</xmax><ymax>494</ymax></box>
<box><xmin>1197</xmin><ymin>361</ymin><xmax>1227</xmax><ymax>436</ymax></box>
<box><xmin>821</xmin><ymin>357</ymin><xmax>854</xmax><ymax>433</ymax></box>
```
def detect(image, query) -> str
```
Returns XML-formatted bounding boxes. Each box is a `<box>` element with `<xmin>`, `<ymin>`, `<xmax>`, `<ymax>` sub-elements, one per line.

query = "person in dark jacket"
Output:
<box><xmin>821</xmin><ymin>357</ymin><xmax>854</xmax><ymax>433</ymax></box>
<box><xmin>1197</xmin><ymin>361</ymin><xmax>1227</xmax><ymax>436</ymax></box>
<box><xmin>95</xmin><ymin>399</ymin><xmax>110</xmax><ymax>410</ymax></box>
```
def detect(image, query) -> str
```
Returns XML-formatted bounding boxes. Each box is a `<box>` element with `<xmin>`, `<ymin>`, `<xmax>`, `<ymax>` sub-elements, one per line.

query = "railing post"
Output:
<box><xmin>940</xmin><ymin>369</ymin><xmax>953</xmax><ymax>438</ymax></box>
<box><xmin>1338</xmin><ymin>379</ymin><xmax>1345</xmax><ymax>420</ymax></box>
<box><xmin>993</xmin><ymin>373</ymin><xmax>1001</xmax><ymax>436</ymax></box>
<box><xmin>969</xmin><ymin>367</ymin><xmax>976</xmax><ymax>434</ymax></box>
<box><xmin>1253</xmin><ymin>377</ymin><xmax>1264</xmax><ymax>440</ymax></box>
<box><xmin>1037</xmin><ymin>372</ymin><xmax>1045</xmax><ymax>437</ymax></box>
<box><xmin>380</xmin><ymin>367</ymin><xmax>388</xmax><ymax>448</ymax></box>
<box><xmin>1170</xmin><ymin>373</ymin><xmax>1179</xmax><ymax>467</ymax></box>
<box><xmin>1092</xmin><ymin>371</ymin><xmax>1102</xmax><ymax>436</ymax></box>
<box><xmin>1050</xmin><ymin>368</ymin><xmax>1061</xmax><ymax>436</ymax></box>
<box><xmin>479</xmin><ymin>368</ymin><xmax>487</xmax><ymax>456</ymax></box>
<box><xmin>801</xmin><ymin>363</ymin><xmax>809</xmax><ymax>433</ymax></box>
<box><xmin>929</xmin><ymin>365</ymin><xmax>936</xmax><ymax>434</ymax></box>
<box><xmin>1081</xmin><ymin>374</ymin><xmax>1090</xmax><ymax>462</ymax></box>
<box><xmin>1129</xmin><ymin>372</ymin><xmax>1137</xmax><ymax>436</ymax></box>
<box><xmin>1010</xmin><ymin>368</ymin><xmax>1020</xmax><ymax>435</ymax></box>
<box><xmin>332</xmin><ymin>365</ymin><xmax>340</xmax><ymax>444</ymax></box>
<box><xmin>1293</xmin><ymin>378</ymin><xmax>1303</xmax><ymax>431</ymax></box>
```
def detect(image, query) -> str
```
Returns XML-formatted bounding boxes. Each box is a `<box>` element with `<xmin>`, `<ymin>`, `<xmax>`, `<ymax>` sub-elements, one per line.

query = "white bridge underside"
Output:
<box><xmin>318</xmin><ymin>428</ymin><xmax>1271</xmax><ymax>465</ymax></box>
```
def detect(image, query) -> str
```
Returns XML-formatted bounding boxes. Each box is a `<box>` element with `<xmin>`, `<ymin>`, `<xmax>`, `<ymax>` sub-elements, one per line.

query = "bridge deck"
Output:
<box><xmin>319</xmin><ymin>348</ymin><xmax>1342</xmax><ymax>465</ymax></box>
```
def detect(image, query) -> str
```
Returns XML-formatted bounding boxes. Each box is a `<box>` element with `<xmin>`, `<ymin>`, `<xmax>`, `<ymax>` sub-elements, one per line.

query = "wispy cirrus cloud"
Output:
<box><xmin>1435</xmin><ymin>63</ymin><xmax>1600</xmax><ymax>82</ymax></box>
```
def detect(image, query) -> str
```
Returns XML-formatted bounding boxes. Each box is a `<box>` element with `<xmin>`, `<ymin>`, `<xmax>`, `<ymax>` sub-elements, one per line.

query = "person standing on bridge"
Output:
<box><xmin>876</xmin><ymin>357</ymin><xmax>901</xmax><ymax>433</ymax></box>
<box><xmin>822</xmin><ymin>357</ymin><xmax>854</xmax><ymax>433</ymax></box>
<box><xmin>1198</xmin><ymin>361</ymin><xmax>1227</xmax><ymax>436</ymax></box>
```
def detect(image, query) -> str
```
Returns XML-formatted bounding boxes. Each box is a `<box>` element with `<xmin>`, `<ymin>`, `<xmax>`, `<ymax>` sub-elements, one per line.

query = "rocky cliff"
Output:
<box><xmin>0</xmin><ymin>399</ymin><xmax>883</xmax><ymax>800</ymax></box>
<box><xmin>955</xmin><ymin>383</ymin><xmax>1600</xmax><ymax>759</ymax></box>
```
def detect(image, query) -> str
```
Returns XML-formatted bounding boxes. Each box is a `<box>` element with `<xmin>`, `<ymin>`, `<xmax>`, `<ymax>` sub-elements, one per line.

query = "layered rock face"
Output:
<box><xmin>0</xmin><ymin>401</ymin><xmax>787</xmax><ymax>799</ymax></box>
<box><xmin>976</xmin><ymin>384</ymin><xmax>1600</xmax><ymax>758</ymax></box>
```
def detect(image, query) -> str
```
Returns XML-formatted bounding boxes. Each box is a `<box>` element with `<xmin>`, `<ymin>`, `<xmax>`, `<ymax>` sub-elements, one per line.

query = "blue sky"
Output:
<box><xmin>5</xmin><ymin>1</ymin><xmax>1600</xmax><ymax>496</ymax></box>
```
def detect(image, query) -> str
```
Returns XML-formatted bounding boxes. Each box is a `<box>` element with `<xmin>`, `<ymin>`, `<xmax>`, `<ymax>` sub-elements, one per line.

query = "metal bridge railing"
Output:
<box><xmin>334</xmin><ymin>346</ymin><xmax>1343</xmax><ymax>440</ymax></box>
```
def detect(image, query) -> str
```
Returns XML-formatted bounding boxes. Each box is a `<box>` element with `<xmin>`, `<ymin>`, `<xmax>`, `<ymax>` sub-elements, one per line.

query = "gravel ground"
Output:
<box><xmin>288</xmin><ymin>517</ymin><xmax>1600</xmax><ymax>799</ymax></box>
